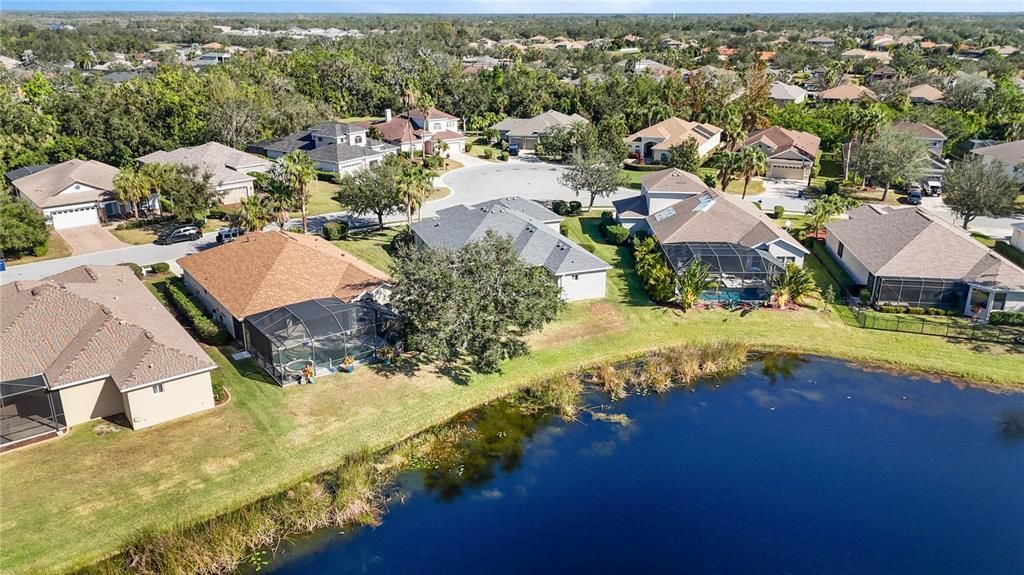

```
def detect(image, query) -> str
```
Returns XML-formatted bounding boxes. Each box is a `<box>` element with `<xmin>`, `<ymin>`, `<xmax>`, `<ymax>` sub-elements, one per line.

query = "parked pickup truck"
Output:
<box><xmin>216</xmin><ymin>227</ymin><xmax>247</xmax><ymax>244</ymax></box>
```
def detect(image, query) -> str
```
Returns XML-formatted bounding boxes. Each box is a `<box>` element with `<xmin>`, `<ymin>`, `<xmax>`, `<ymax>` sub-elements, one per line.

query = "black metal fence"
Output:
<box><xmin>851</xmin><ymin>308</ymin><xmax>1024</xmax><ymax>345</ymax></box>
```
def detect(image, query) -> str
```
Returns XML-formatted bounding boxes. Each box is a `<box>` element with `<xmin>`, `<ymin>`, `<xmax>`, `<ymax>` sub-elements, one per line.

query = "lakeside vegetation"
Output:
<box><xmin>3</xmin><ymin>214</ymin><xmax>1023</xmax><ymax>575</ymax></box>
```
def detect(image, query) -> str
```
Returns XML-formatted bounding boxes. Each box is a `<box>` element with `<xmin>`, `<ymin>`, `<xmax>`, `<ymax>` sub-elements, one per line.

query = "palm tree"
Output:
<box><xmin>254</xmin><ymin>172</ymin><xmax>293</xmax><ymax>229</ymax></box>
<box><xmin>737</xmin><ymin>147</ymin><xmax>767</xmax><ymax>199</ymax></box>
<box><xmin>138</xmin><ymin>162</ymin><xmax>176</xmax><ymax>215</ymax></box>
<box><xmin>400</xmin><ymin>164</ymin><xmax>433</xmax><ymax>223</ymax></box>
<box><xmin>772</xmin><ymin>263</ymin><xmax>819</xmax><ymax>308</ymax></box>
<box><xmin>113</xmin><ymin>166</ymin><xmax>152</xmax><ymax>220</ymax></box>
<box><xmin>278</xmin><ymin>150</ymin><xmax>317</xmax><ymax>233</ymax></box>
<box><xmin>237</xmin><ymin>195</ymin><xmax>271</xmax><ymax>232</ymax></box>
<box><xmin>678</xmin><ymin>260</ymin><xmax>717</xmax><ymax>311</ymax></box>
<box><xmin>433</xmin><ymin>140</ymin><xmax>450</xmax><ymax>171</ymax></box>
<box><xmin>712</xmin><ymin>150</ymin><xmax>742</xmax><ymax>191</ymax></box>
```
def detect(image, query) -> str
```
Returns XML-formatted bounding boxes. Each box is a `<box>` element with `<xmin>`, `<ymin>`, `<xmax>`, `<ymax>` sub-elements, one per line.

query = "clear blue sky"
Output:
<box><xmin>3</xmin><ymin>0</ymin><xmax>1021</xmax><ymax>13</ymax></box>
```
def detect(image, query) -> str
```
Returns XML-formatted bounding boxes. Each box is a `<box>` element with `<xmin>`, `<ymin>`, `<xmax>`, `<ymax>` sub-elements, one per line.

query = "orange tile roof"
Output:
<box><xmin>178</xmin><ymin>231</ymin><xmax>389</xmax><ymax>320</ymax></box>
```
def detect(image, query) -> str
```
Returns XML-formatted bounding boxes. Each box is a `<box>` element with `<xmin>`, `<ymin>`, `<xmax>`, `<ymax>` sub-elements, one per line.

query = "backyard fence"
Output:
<box><xmin>850</xmin><ymin>308</ymin><xmax>1024</xmax><ymax>345</ymax></box>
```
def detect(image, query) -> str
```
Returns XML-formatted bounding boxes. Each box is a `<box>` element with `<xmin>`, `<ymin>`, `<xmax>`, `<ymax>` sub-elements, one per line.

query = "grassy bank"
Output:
<box><xmin>2</xmin><ymin>217</ymin><xmax>1022</xmax><ymax>574</ymax></box>
<box><xmin>4</xmin><ymin>231</ymin><xmax>73</xmax><ymax>265</ymax></box>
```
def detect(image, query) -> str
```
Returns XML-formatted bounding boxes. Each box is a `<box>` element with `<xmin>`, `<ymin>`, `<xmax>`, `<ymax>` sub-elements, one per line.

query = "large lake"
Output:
<box><xmin>257</xmin><ymin>357</ymin><xmax>1024</xmax><ymax>575</ymax></box>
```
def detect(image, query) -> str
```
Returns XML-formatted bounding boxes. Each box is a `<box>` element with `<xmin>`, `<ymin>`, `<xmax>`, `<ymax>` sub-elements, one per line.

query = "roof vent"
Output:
<box><xmin>30</xmin><ymin>287</ymin><xmax>43</xmax><ymax>296</ymax></box>
<box><xmin>85</xmin><ymin>267</ymin><xmax>98</xmax><ymax>280</ymax></box>
<box><xmin>144</xmin><ymin>330</ymin><xmax>155</xmax><ymax>340</ymax></box>
<box><xmin>100</xmin><ymin>305</ymin><xmax>112</xmax><ymax>315</ymax></box>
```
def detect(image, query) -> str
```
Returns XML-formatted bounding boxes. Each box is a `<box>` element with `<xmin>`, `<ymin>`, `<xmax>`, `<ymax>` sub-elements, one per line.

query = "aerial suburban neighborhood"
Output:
<box><xmin>1</xmin><ymin>6</ymin><xmax>1023</xmax><ymax>575</ymax></box>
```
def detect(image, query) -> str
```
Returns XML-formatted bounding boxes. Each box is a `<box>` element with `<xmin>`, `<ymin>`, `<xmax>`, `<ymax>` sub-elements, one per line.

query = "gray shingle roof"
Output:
<box><xmin>972</xmin><ymin>139</ymin><xmax>1024</xmax><ymax>165</ymax></box>
<box><xmin>9</xmin><ymin>159</ymin><xmax>119</xmax><ymax>208</ymax></box>
<box><xmin>411</xmin><ymin>199</ymin><xmax>610</xmax><ymax>276</ymax></box>
<box><xmin>472</xmin><ymin>197</ymin><xmax>564</xmax><ymax>223</ymax></box>
<box><xmin>825</xmin><ymin>205</ymin><xmax>1024</xmax><ymax>289</ymax></box>
<box><xmin>495</xmin><ymin>110</ymin><xmax>589</xmax><ymax>138</ymax></box>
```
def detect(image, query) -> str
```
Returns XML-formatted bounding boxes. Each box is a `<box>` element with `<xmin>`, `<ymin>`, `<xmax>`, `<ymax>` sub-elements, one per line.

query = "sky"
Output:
<box><xmin>2</xmin><ymin>0</ymin><xmax>1022</xmax><ymax>13</ymax></box>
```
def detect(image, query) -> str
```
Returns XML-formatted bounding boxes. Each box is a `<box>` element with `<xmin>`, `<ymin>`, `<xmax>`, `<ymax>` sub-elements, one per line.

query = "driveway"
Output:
<box><xmin>59</xmin><ymin>225</ymin><xmax>128</xmax><ymax>255</ymax></box>
<box><xmin>756</xmin><ymin>178</ymin><xmax>810</xmax><ymax>214</ymax></box>
<box><xmin>920</xmin><ymin>196</ymin><xmax>1024</xmax><ymax>240</ymax></box>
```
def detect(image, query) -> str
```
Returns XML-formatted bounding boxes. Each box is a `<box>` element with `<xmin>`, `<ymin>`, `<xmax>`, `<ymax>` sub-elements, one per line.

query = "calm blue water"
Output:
<box><xmin>260</xmin><ymin>357</ymin><xmax>1024</xmax><ymax>575</ymax></box>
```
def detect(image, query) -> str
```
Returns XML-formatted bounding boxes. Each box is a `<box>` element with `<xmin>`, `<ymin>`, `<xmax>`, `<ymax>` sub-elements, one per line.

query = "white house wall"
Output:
<box><xmin>183</xmin><ymin>270</ymin><xmax>238</xmax><ymax>338</ymax></box>
<box><xmin>558</xmin><ymin>270</ymin><xmax>607</xmax><ymax>301</ymax></box>
<box><xmin>1012</xmin><ymin>226</ymin><xmax>1024</xmax><ymax>251</ymax></box>
<box><xmin>764</xmin><ymin>241</ymin><xmax>806</xmax><ymax>266</ymax></box>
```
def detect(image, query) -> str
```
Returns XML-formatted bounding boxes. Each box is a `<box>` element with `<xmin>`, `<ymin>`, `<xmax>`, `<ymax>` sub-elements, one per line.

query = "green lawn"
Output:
<box><xmin>306</xmin><ymin>180</ymin><xmax>342</xmax><ymax>216</ymax></box>
<box><xmin>3</xmin><ymin>216</ymin><xmax>1024</xmax><ymax>575</ymax></box>
<box><xmin>109</xmin><ymin>218</ymin><xmax>231</xmax><ymax>245</ymax></box>
<box><xmin>331</xmin><ymin>228</ymin><xmax>399</xmax><ymax>272</ymax></box>
<box><xmin>4</xmin><ymin>230</ymin><xmax>73</xmax><ymax>265</ymax></box>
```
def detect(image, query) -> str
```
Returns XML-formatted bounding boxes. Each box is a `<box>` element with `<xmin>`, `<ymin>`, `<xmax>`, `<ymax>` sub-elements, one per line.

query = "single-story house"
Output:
<box><xmin>817</xmin><ymin>83</ymin><xmax>877</xmax><ymax>103</ymax></box>
<box><xmin>839</xmin><ymin>48</ymin><xmax>892</xmax><ymax>65</ymax></box>
<box><xmin>612</xmin><ymin>168</ymin><xmax>714</xmax><ymax>232</ymax></box>
<box><xmin>178</xmin><ymin>231</ymin><xmax>390</xmax><ymax>340</ymax></box>
<box><xmin>363</xmin><ymin>107</ymin><xmax>466</xmax><ymax>154</ymax></box>
<box><xmin>769</xmin><ymin>81</ymin><xmax>807</xmax><ymax>105</ymax></box>
<box><xmin>139</xmin><ymin>142</ymin><xmax>272</xmax><ymax>205</ymax></box>
<box><xmin>248</xmin><ymin>122</ymin><xmax>397</xmax><ymax>176</ymax></box>
<box><xmin>7</xmin><ymin>159</ymin><xmax>150</xmax><ymax>229</ymax></box>
<box><xmin>972</xmin><ymin>139</ymin><xmax>1024</xmax><ymax>183</ymax></box>
<box><xmin>806</xmin><ymin>36</ymin><xmax>836</xmax><ymax>49</ymax></box>
<box><xmin>646</xmin><ymin>189</ymin><xmax>809</xmax><ymax>302</ymax></box>
<box><xmin>626</xmin><ymin>117</ymin><xmax>723</xmax><ymax>163</ymax></box>
<box><xmin>410</xmin><ymin>198</ymin><xmax>610</xmax><ymax>301</ymax></box>
<box><xmin>491</xmin><ymin>110</ymin><xmax>590</xmax><ymax>151</ymax></box>
<box><xmin>906</xmin><ymin>83</ymin><xmax>945</xmax><ymax>104</ymax></box>
<box><xmin>628</xmin><ymin>59</ymin><xmax>677</xmax><ymax>79</ymax></box>
<box><xmin>866</xmin><ymin>65</ymin><xmax>898</xmax><ymax>83</ymax></box>
<box><xmin>742</xmin><ymin>126</ymin><xmax>821</xmax><ymax>181</ymax></box>
<box><xmin>1</xmin><ymin>266</ymin><xmax>218</xmax><ymax>449</ymax></box>
<box><xmin>825</xmin><ymin>205</ymin><xmax>1024</xmax><ymax>319</ymax></box>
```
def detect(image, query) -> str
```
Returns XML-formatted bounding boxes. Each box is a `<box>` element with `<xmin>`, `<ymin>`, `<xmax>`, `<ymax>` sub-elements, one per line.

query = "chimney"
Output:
<box><xmin>384</xmin><ymin>108</ymin><xmax>392</xmax><ymax>122</ymax></box>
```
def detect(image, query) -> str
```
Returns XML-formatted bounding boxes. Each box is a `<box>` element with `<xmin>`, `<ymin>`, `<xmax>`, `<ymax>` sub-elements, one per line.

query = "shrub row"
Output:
<box><xmin>875</xmin><ymin>305</ymin><xmax>952</xmax><ymax>316</ymax></box>
<box><xmin>114</xmin><ymin>214</ymin><xmax>176</xmax><ymax>230</ymax></box>
<box><xmin>164</xmin><ymin>281</ymin><xmax>229</xmax><ymax>344</ymax></box>
<box><xmin>322</xmin><ymin>221</ymin><xmax>349</xmax><ymax>240</ymax></box>
<box><xmin>622</xmin><ymin>162</ymin><xmax>668</xmax><ymax>172</ymax></box>
<box><xmin>316</xmin><ymin>170</ymin><xmax>337</xmax><ymax>182</ymax></box>
<box><xmin>150</xmin><ymin>262</ymin><xmax>170</xmax><ymax>274</ymax></box>
<box><xmin>989</xmin><ymin>311</ymin><xmax>1024</xmax><ymax>326</ymax></box>
<box><xmin>994</xmin><ymin>241</ymin><xmax>1024</xmax><ymax>269</ymax></box>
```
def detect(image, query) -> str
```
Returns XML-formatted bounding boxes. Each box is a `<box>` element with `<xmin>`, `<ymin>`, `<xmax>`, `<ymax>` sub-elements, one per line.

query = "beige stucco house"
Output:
<box><xmin>139</xmin><ymin>142</ymin><xmax>272</xmax><ymax>204</ymax></box>
<box><xmin>742</xmin><ymin>126</ymin><xmax>821</xmax><ymax>181</ymax></box>
<box><xmin>626</xmin><ymin>117</ymin><xmax>723</xmax><ymax>163</ymax></box>
<box><xmin>1</xmin><ymin>266</ymin><xmax>217</xmax><ymax>450</ymax></box>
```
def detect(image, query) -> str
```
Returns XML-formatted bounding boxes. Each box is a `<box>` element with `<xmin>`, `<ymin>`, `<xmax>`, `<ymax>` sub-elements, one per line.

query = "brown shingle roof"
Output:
<box><xmin>1</xmin><ymin>266</ymin><xmax>215</xmax><ymax>391</ymax></box>
<box><xmin>178</xmin><ymin>231</ymin><xmax>389</xmax><ymax>320</ymax></box>
<box><xmin>892</xmin><ymin>122</ymin><xmax>946</xmax><ymax>140</ymax></box>
<box><xmin>905</xmin><ymin>83</ymin><xmax>945</xmax><ymax>103</ymax></box>
<box><xmin>9</xmin><ymin>159</ymin><xmax>118</xmax><ymax>209</ymax></box>
<box><xmin>825</xmin><ymin>206</ymin><xmax>1024</xmax><ymax>289</ymax></box>
<box><xmin>819</xmin><ymin>84</ymin><xmax>876</xmax><ymax>101</ymax></box>
<box><xmin>627</xmin><ymin>117</ymin><xmax>723</xmax><ymax>150</ymax></box>
<box><xmin>742</xmin><ymin>126</ymin><xmax>821</xmax><ymax>161</ymax></box>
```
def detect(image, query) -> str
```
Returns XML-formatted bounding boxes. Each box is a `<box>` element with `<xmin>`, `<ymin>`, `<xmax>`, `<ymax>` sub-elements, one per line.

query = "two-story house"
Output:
<box><xmin>248</xmin><ymin>122</ymin><xmax>398</xmax><ymax>175</ymax></box>
<box><xmin>365</xmin><ymin>108</ymin><xmax>466</xmax><ymax>154</ymax></box>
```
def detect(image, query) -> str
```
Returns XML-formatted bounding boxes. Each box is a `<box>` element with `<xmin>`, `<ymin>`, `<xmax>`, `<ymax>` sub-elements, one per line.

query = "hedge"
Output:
<box><xmin>119</xmin><ymin>262</ymin><xmax>145</xmax><ymax>279</ymax></box>
<box><xmin>603</xmin><ymin>224</ymin><xmax>629</xmax><ymax>245</ymax></box>
<box><xmin>989</xmin><ymin>311</ymin><xmax>1024</xmax><ymax>326</ymax></box>
<box><xmin>622</xmin><ymin>162</ymin><xmax>668</xmax><ymax>172</ymax></box>
<box><xmin>316</xmin><ymin>170</ymin><xmax>337</xmax><ymax>182</ymax></box>
<box><xmin>772</xmin><ymin>205</ymin><xmax>785</xmax><ymax>219</ymax></box>
<box><xmin>150</xmin><ymin>262</ymin><xmax>170</xmax><ymax>274</ymax></box>
<box><xmin>464</xmin><ymin>142</ymin><xmax>474</xmax><ymax>153</ymax></box>
<box><xmin>322</xmin><ymin>221</ymin><xmax>349</xmax><ymax>240</ymax></box>
<box><xmin>114</xmin><ymin>214</ymin><xmax>176</xmax><ymax>231</ymax></box>
<box><xmin>568</xmin><ymin>201</ymin><xmax>582</xmax><ymax>214</ymax></box>
<box><xmin>482</xmin><ymin>148</ymin><xmax>495</xmax><ymax>159</ymax></box>
<box><xmin>32</xmin><ymin>239</ymin><xmax>49</xmax><ymax>257</ymax></box>
<box><xmin>499</xmin><ymin>151</ymin><xmax>509</xmax><ymax>161</ymax></box>
<box><xmin>994</xmin><ymin>241</ymin><xmax>1024</xmax><ymax>269</ymax></box>
<box><xmin>164</xmin><ymin>281</ymin><xmax>229</xmax><ymax>344</ymax></box>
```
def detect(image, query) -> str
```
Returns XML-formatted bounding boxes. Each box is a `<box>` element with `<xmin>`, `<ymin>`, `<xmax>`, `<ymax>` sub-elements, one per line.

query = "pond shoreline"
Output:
<box><xmin>76</xmin><ymin>343</ymin><xmax>1021</xmax><ymax>575</ymax></box>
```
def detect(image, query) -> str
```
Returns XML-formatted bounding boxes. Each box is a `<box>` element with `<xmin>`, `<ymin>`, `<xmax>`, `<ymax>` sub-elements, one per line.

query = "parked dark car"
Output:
<box><xmin>216</xmin><ymin>227</ymin><xmax>246</xmax><ymax>244</ymax></box>
<box><xmin>907</xmin><ymin>190</ymin><xmax>923</xmax><ymax>205</ymax></box>
<box><xmin>155</xmin><ymin>226</ymin><xmax>201</xmax><ymax>245</ymax></box>
<box><xmin>508</xmin><ymin>143</ymin><xmax>520</xmax><ymax>156</ymax></box>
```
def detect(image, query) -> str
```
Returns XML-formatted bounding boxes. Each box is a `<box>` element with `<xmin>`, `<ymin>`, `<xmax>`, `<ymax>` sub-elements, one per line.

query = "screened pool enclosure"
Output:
<box><xmin>662</xmin><ymin>242</ymin><xmax>784</xmax><ymax>302</ymax></box>
<box><xmin>243</xmin><ymin>298</ymin><xmax>399</xmax><ymax>385</ymax></box>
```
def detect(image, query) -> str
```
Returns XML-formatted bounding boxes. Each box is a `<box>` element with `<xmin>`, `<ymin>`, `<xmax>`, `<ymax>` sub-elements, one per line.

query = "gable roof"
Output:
<box><xmin>500</xmin><ymin>110</ymin><xmax>589</xmax><ymax>138</ymax></box>
<box><xmin>410</xmin><ymin>199</ymin><xmax>610</xmax><ymax>276</ymax></box>
<box><xmin>818</xmin><ymin>84</ymin><xmax>876</xmax><ymax>101</ymax></box>
<box><xmin>406</xmin><ymin>107</ymin><xmax>458</xmax><ymax>121</ymax></box>
<box><xmin>825</xmin><ymin>205</ymin><xmax>1024</xmax><ymax>289</ymax></box>
<box><xmin>972</xmin><ymin>139</ymin><xmax>1024</xmax><ymax>165</ymax></box>
<box><xmin>641</xmin><ymin>168</ymin><xmax>711</xmax><ymax>194</ymax></box>
<box><xmin>9</xmin><ymin>159</ymin><xmax>119</xmax><ymax>209</ymax></box>
<box><xmin>869</xmin><ymin>65</ymin><xmax>897</xmax><ymax>76</ymax></box>
<box><xmin>1</xmin><ymin>266</ymin><xmax>215</xmax><ymax>391</ymax></box>
<box><xmin>178</xmin><ymin>231</ymin><xmax>389</xmax><ymax>320</ymax></box>
<box><xmin>472</xmin><ymin>197</ymin><xmax>564</xmax><ymax>223</ymax></box>
<box><xmin>139</xmin><ymin>142</ymin><xmax>270</xmax><ymax>186</ymax></box>
<box><xmin>627</xmin><ymin>117</ymin><xmax>723</xmax><ymax>150</ymax></box>
<box><xmin>646</xmin><ymin>188</ymin><xmax>807</xmax><ymax>254</ymax></box>
<box><xmin>892</xmin><ymin>121</ymin><xmax>946</xmax><ymax>140</ymax></box>
<box><xmin>742</xmin><ymin>126</ymin><xmax>821</xmax><ymax>161</ymax></box>
<box><xmin>906</xmin><ymin>83</ymin><xmax>945</xmax><ymax>102</ymax></box>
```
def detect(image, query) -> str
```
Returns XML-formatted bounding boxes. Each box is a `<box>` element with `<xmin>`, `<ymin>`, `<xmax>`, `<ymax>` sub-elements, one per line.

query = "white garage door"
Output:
<box><xmin>769</xmin><ymin>165</ymin><xmax>806</xmax><ymax>181</ymax></box>
<box><xmin>50</xmin><ymin>206</ymin><xmax>100</xmax><ymax>229</ymax></box>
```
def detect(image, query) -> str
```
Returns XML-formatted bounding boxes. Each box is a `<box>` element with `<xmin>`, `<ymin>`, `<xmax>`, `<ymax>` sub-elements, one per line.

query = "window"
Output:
<box><xmin>993</xmin><ymin>292</ymin><xmax>1007</xmax><ymax>311</ymax></box>
<box><xmin>571</xmin><ymin>274</ymin><xmax>579</xmax><ymax>280</ymax></box>
<box><xmin>153</xmin><ymin>383</ymin><xmax>165</xmax><ymax>395</ymax></box>
<box><xmin>837</xmin><ymin>241</ymin><xmax>845</xmax><ymax>258</ymax></box>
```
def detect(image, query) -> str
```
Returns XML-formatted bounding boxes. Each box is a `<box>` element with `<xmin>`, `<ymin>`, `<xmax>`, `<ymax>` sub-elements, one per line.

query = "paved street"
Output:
<box><xmin>920</xmin><ymin>196</ymin><xmax>1024</xmax><ymax>240</ymax></box>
